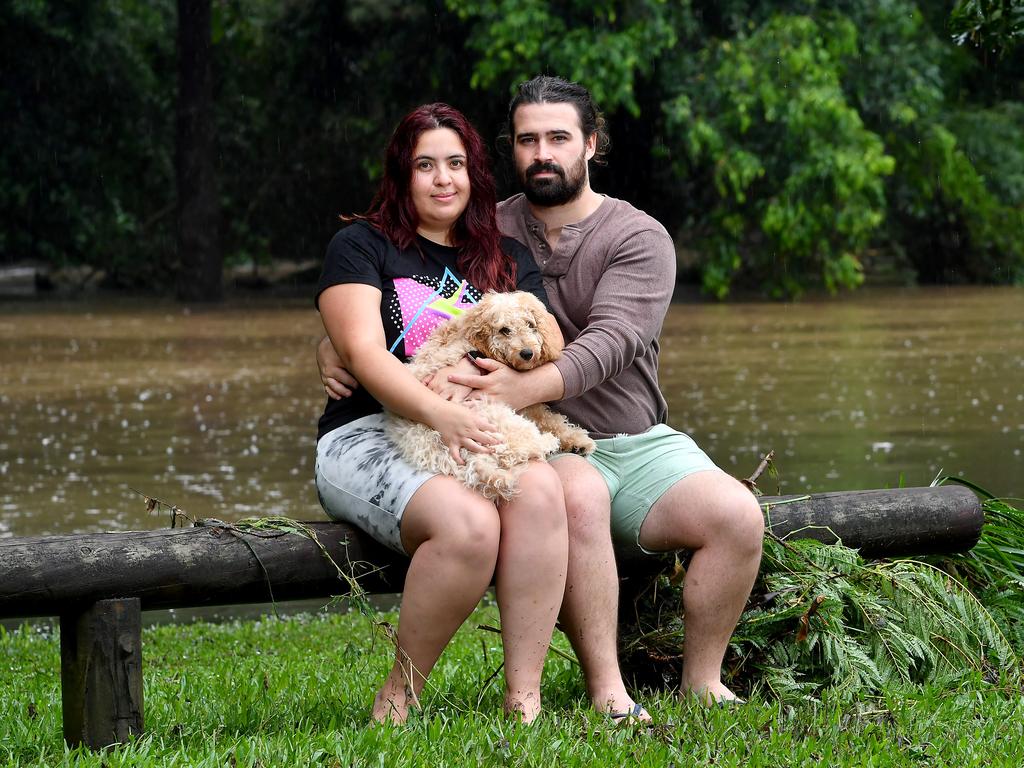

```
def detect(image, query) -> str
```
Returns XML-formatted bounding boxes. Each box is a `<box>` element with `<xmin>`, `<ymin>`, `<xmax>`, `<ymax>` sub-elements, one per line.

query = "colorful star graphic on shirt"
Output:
<box><xmin>389</xmin><ymin>269</ymin><xmax>480</xmax><ymax>355</ymax></box>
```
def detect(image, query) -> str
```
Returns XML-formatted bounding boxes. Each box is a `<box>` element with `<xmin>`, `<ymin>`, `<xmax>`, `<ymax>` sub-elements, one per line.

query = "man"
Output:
<box><xmin>320</xmin><ymin>76</ymin><xmax>764</xmax><ymax>715</ymax></box>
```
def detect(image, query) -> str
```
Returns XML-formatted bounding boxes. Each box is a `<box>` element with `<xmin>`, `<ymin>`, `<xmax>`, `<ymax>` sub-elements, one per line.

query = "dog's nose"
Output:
<box><xmin>519</xmin><ymin>349</ymin><xmax>534</xmax><ymax>361</ymax></box>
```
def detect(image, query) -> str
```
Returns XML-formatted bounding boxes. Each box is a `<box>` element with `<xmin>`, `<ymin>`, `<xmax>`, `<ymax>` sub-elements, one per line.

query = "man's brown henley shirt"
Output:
<box><xmin>497</xmin><ymin>194</ymin><xmax>676</xmax><ymax>440</ymax></box>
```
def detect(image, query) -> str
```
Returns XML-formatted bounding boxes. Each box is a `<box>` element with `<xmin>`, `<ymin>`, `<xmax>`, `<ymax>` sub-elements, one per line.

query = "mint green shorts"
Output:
<box><xmin>554</xmin><ymin>424</ymin><xmax>720</xmax><ymax>559</ymax></box>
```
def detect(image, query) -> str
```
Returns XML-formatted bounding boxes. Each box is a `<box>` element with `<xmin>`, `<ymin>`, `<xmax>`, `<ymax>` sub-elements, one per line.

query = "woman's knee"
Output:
<box><xmin>517</xmin><ymin>462</ymin><xmax>565</xmax><ymax>505</ymax></box>
<box><xmin>442</xmin><ymin>498</ymin><xmax>501</xmax><ymax>561</ymax></box>
<box><xmin>503</xmin><ymin>462</ymin><xmax>567</xmax><ymax>530</ymax></box>
<box><xmin>404</xmin><ymin>482</ymin><xmax>501</xmax><ymax>562</ymax></box>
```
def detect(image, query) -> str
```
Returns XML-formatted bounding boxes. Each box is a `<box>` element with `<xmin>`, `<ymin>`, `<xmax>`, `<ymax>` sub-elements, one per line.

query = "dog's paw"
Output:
<box><xmin>561</xmin><ymin>430</ymin><xmax>596</xmax><ymax>456</ymax></box>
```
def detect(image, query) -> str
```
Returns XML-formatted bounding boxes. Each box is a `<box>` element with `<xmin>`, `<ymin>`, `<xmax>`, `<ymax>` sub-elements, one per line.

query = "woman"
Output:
<box><xmin>315</xmin><ymin>103</ymin><xmax>568</xmax><ymax>724</ymax></box>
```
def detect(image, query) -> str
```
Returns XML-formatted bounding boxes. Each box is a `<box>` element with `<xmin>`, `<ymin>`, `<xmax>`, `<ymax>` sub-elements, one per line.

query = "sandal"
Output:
<box><xmin>608</xmin><ymin>702</ymin><xmax>651</xmax><ymax>725</ymax></box>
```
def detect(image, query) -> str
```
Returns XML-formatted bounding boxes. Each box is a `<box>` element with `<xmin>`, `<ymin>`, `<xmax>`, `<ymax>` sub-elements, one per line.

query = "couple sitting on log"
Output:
<box><xmin>313</xmin><ymin>75</ymin><xmax>765</xmax><ymax>724</ymax></box>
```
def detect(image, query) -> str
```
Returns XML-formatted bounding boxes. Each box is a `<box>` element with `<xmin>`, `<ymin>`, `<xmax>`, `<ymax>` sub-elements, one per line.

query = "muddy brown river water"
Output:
<box><xmin>1</xmin><ymin>286</ymin><xmax>1021</xmax><ymax>538</ymax></box>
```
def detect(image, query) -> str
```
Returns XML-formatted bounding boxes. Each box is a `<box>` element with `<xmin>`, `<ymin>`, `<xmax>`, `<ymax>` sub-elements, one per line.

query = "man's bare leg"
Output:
<box><xmin>638</xmin><ymin>470</ymin><xmax>764</xmax><ymax>703</ymax></box>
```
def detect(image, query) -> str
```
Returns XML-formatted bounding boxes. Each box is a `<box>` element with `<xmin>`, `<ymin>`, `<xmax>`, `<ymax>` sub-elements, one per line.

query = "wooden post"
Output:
<box><xmin>60</xmin><ymin>598</ymin><xmax>144</xmax><ymax>749</ymax></box>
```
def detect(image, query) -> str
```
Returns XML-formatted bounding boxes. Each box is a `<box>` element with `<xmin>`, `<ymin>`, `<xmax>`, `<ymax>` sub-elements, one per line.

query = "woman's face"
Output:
<box><xmin>410</xmin><ymin>127</ymin><xmax>470</xmax><ymax>244</ymax></box>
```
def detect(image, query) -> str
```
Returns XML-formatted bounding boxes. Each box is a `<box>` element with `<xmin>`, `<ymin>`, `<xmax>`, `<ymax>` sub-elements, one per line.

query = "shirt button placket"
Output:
<box><xmin>531</xmin><ymin>224</ymin><xmax>548</xmax><ymax>266</ymax></box>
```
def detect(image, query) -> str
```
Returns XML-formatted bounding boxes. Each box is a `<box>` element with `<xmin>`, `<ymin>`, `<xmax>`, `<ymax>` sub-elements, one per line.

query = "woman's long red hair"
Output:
<box><xmin>355</xmin><ymin>103</ymin><xmax>515</xmax><ymax>292</ymax></box>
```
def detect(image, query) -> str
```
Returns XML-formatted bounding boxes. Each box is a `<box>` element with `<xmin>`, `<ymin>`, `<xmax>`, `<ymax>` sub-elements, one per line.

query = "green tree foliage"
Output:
<box><xmin>1</xmin><ymin>0</ymin><xmax>176</xmax><ymax>285</ymax></box>
<box><xmin>3</xmin><ymin>0</ymin><xmax>1023</xmax><ymax>297</ymax></box>
<box><xmin>213</xmin><ymin>0</ymin><xmax>478</xmax><ymax>268</ymax></box>
<box><xmin>447</xmin><ymin>0</ymin><xmax>1024</xmax><ymax>297</ymax></box>
<box><xmin>661</xmin><ymin>15</ymin><xmax>895</xmax><ymax>298</ymax></box>
<box><xmin>2</xmin><ymin>1</ymin><xmax>487</xmax><ymax>289</ymax></box>
<box><xmin>446</xmin><ymin>0</ymin><xmax>678</xmax><ymax>115</ymax></box>
<box><xmin>950</xmin><ymin>0</ymin><xmax>1024</xmax><ymax>57</ymax></box>
<box><xmin>623</xmin><ymin>492</ymin><xmax>1024</xmax><ymax>700</ymax></box>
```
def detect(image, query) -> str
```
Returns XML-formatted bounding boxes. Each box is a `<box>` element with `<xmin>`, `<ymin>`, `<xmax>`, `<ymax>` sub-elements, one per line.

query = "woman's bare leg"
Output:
<box><xmin>371</xmin><ymin>476</ymin><xmax>500</xmax><ymax>723</ymax></box>
<box><xmin>494</xmin><ymin>462</ymin><xmax>568</xmax><ymax>722</ymax></box>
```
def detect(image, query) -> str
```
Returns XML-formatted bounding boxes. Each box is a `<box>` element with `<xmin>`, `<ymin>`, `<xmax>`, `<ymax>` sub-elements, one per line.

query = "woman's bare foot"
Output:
<box><xmin>683</xmin><ymin>680</ymin><xmax>745</xmax><ymax>706</ymax></box>
<box><xmin>371</xmin><ymin>680</ymin><xmax>418</xmax><ymax>724</ymax></box>
<box><xmin>504</xmin><ymin>691</ymin><xmax>542</xmax><ymax>724</ymax></box>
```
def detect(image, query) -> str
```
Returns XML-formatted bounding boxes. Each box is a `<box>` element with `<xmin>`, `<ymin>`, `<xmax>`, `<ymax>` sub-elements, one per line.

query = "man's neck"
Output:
<box><xmin>527</xmin><ymin>187</ymin><xmax>604</xmax><ymax>243</ymax></box>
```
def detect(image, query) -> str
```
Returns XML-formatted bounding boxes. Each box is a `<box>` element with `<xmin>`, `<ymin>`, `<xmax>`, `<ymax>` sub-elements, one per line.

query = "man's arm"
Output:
<box><xmin>317</xmin><ymin>335</ymin><xmax>359</xmax><ymax>399</ymax></box>
<box><xmin>316</xmin><ymin>333</ymin><xmax>481</xmax><ymax>401</ymax></box>
<box><xmin>447</xmin><ymin>307</ymin><xmax>566</xmax><ymax>410</ymax></box>
<box><xmin>552</xmin><ymin>226</ymin><xmax>675</xmax><ymax>400</ymax></box>
<box><xmin>452</xmin><ymin>226</ymin><xmax>675</xmax><ymax>409</ymax></box>
<box><xmin>449</xmin><ymin>357</ymin><xmax>565</xmax><ymax>412</ymax></box>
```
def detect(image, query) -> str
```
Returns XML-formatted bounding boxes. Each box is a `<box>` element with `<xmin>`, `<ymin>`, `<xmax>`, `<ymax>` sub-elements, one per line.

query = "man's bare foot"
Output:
<box><xmin>683</xmin><ymin>680</ymin><xmax>745</xmax><ymax>706</ymax></box>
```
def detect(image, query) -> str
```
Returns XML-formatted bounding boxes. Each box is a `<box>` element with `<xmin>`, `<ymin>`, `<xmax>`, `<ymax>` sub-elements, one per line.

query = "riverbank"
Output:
<box><xmin>3</xmin><ymin>603</ymin><xmax>1022</xmax><ymax>767</ymax></box>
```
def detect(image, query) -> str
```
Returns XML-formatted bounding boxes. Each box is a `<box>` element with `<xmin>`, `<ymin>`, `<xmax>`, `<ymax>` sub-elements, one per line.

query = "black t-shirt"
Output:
<box><xmin>315</xmin><ymin>220</ymin><xmax>549</xmax><ymax>439</ymax></box>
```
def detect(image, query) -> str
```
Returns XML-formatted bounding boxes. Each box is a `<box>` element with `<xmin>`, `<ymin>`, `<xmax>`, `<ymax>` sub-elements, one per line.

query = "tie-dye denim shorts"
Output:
<box><xmin>315</xmin><ymin>413</ymin><xmax>435</xmax><ymax>555</ymax></box>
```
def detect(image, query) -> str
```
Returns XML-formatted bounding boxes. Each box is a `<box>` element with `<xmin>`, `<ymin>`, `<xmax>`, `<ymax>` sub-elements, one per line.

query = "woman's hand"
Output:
<box><xmin>317</xmin><ymin>335</ymin><xmax>359</xmax><ymax>399</ymax></box>
<box><xmin>431</xmin><ymin>401</ymin><xmax>501</xmax><ymax>464</ymax></box>
<box><xmin>423</xmin><ymin>355</ymin><xmax>481</xmax><ymax>402</ymax></box>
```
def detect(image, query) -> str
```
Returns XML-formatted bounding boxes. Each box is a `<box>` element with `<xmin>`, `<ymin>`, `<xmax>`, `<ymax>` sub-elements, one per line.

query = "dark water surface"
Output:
<box><xmin>1</xmin><ymin>286</ymin><xmax>1021</xmax><ymax>538</ymax></box>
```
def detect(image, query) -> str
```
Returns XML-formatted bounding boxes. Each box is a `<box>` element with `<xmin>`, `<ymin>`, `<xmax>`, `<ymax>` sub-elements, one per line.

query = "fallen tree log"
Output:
<box><xmin>759</xmin><ymin>485</ymin><xmax>983</xmax><ymax>557</ymax></box>
<box><xmin>0</xmin><ymin>484</ymin><xmax>984</xmax><ymax>749</ymax></box>
<box><xmin>0</xmin><ymin>485</ymin><xmax>982</xmax><ymax>621</ymax></box>
<box><xmin>0</xmin><ymin>520</ymin><xmax>408</xmax><ymax>620</ymax></box>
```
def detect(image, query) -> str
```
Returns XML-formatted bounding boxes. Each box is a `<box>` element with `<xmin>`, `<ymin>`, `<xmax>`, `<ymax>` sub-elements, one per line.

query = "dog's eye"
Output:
<box><xmin>500</xmin><ymin>327</ymin><xmax>512</xmax><ymax>336</ymax></box>
<box><xmin>528</xmin><ymin>322</ymin><xmax>537</xmax><ymax>330</ymax></box>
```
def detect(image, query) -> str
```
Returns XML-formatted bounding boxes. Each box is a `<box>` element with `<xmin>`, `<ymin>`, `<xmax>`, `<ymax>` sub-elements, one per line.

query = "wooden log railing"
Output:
<box><xmin>0</xmin><ymin>485</ymin><xmax>983</xmax><ymax>749</ymax></box>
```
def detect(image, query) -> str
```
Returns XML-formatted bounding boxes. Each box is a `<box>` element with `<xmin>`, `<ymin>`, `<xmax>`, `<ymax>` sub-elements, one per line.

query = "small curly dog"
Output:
<box><xmin>387</xmin><ymin>291</ymin><xmax>595</xmax><ymax>501</ymax></box>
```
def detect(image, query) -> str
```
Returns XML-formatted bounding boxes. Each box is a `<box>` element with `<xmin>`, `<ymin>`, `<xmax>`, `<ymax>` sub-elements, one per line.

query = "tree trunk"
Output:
<box><xmin>759</xmin><ymin>485</ymin><xmax>983</xmax><ymax>557</ymax></box>
<box><xmin>175</xmin><ymin>0</ymin><xmax>221</xmax><ymax>302</ymax></box>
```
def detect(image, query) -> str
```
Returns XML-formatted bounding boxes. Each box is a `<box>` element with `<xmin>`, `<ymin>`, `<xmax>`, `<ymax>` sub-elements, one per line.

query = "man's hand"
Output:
<box><xmin>448</xmin><ymin>357</ymin><xmax>530</xmax><ymax>410</ymax></box>
<box><xmin>316</xmin><ymin>335</ymin><xmax>359</xmax><ymax>400</ymax></box>
<box><xmin>423</xmin><ymin>355</ymin><xmax>481</xmax><ymax>402</ymax></box>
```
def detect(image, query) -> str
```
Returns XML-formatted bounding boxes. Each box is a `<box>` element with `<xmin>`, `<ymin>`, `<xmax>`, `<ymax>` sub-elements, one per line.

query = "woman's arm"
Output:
<box><xmin>319</xmin><ymin>283</ymin><xmax>500</xmax><ymax>461</ymax></box>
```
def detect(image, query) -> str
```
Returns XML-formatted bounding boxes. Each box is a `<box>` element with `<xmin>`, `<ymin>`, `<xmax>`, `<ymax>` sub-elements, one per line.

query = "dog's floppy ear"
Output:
<box><xmin>464</xmin><ymin>293</ymin><xmax>499</xmax><ymax>357</ymax></box>
<box><xmin>534</xmin><ymin>300</ymin><xmax>564</xmax><ymax>362</ymax></box>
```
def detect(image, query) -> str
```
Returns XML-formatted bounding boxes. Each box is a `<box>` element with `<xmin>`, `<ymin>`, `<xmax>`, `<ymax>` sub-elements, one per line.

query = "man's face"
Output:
<box><xmin>512</xmin><ymin>102</ymin><xmax>596</xmax><ymax>207</ymax></box>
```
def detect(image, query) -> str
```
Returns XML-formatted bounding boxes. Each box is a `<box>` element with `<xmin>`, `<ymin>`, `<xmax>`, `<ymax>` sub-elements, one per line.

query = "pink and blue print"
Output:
<box><xmin>388</xmin><ymin>268</ymin><xmax>480</xmax><ymax>356</ymax></box>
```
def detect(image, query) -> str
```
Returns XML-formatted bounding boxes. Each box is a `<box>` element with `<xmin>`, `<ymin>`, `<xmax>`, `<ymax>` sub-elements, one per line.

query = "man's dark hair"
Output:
<box><xmin>506</xmin><ymin>75</ymin><xmax>610</xmax><ymax>164</ymax></box>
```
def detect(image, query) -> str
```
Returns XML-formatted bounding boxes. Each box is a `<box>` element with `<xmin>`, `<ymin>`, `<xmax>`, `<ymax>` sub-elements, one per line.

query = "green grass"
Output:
<box><xmin>4</xmin><ymin>485</ymin><xmax>1022</xmax><ymax>766</ymax></box>
<box><xmin>2</xmin><ymin>602</ymin><xmax>1023</xmax><ymax>768</ymax></box>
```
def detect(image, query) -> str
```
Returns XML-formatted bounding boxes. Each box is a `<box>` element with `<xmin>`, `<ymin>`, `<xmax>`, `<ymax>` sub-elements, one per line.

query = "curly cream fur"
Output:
<box><xmin>386</xmin><ymin>291</ymin><xmax>595</xmax><ymax>501</ymax></box>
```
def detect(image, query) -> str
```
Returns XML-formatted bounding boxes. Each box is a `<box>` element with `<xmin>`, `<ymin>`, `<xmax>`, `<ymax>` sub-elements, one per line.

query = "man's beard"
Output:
<box><xmin>518</xmin><ymin>150</ymin><xmax>588</xmax><ymax>207</ymax></box>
